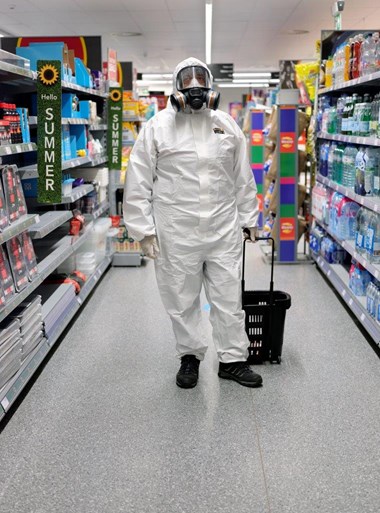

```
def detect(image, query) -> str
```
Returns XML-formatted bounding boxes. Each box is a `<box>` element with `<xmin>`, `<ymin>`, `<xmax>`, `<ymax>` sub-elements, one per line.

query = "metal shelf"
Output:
<box><xmin>61</xmin><ymin>184</ymin><xmax>94</xmax><ymax>204</ymax></box>
<box><xmin>28</xmin><ymin>211</ymin><xmax>73</xmax><ymax>239</ymax></box>
<box><xmin>46</xmin><ymin>301</ymin><xmax>80</xmax><ymax>348</ymax></box>
<box><xmin>82</xmin><ymin>155</ymin><xmax>108</xmax><ymax>167</ymax></box>
<box><xmin>84</xmin><ymin>201</ymin><xmax>109</xmax><ymax>221</ymax></box>
<box><xmin>314</xmin><ymin>219</ymin><xmax>380</xmax><ymax>280</ymax></box>
<box><xmin>29</xmin><ymin>117</ymin><xmax>89</xmax><ymax>126</ymax></box>
<box><xmin>77</xmin><ymin>256</ymin><xmax>111</xmax><ymax>305</ymax></box>
<box><xmin>317</xmin><ymin>132</ymin><xmax>380</xmax><ymax>147</ymax></box>
<box><xmin>0</xmin><ymin>214</ymin><xmax>39</xmax><ymax>245</ymax></box>
<box><xmin>0</xmin><ymin>143</ymin><xmax>37</xmax><ymax>156</ymax></box>
<box><xmin>123</xmin><ymin>116</ymin><xmax>145</xmax><ymax>122</ymax></box>
<box><xmin>0</xmin><ymin>61</ymin><xmax>36</xmax><ymax>84</ymax></box>
<box><xmin>313</xmin><ymin>254</ymin><xmax>380</xmax><ymax>345</ymax></box>
<box><xmin>62</xmin><ymin>156</ymin><xmax>92</xmax><ymax>170</ymax></box>
<box><xmin>89</xmin><ymin>124</ymin><xmax>107</xmax><ymax>131</ymax></box>
<box><xmin>0</xmin><ymin>339</ymin><xmax>49</xmax><ymax>412</ymax></box>
<box><xmin>316</xmin><ymin>174</ymin><xmax>380</xmax><ymax>213</ymax></box>
<box><xmin>318</xmin><ymin>69</ymin><xmax>380</xmax><ymax>95</ymax></box>
<box><xmin>61</xmin><ymin>80</ymin><xmax>108</xmax><ymax>98</ymax></box>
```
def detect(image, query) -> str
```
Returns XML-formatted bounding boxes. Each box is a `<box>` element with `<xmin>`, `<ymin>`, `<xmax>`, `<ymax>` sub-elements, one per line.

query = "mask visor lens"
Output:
<box><xmin>177</xmin><ymin>66</ymin><xmax>211</xmax><ymax>90</ymax></box>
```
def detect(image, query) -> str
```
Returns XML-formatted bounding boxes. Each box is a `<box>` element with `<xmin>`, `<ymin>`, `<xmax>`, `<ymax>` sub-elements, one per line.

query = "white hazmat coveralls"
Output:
<box><xmin>123</xmin><ymin>57</ymin><xmax>259</xmax><ymax>363</ymax></box>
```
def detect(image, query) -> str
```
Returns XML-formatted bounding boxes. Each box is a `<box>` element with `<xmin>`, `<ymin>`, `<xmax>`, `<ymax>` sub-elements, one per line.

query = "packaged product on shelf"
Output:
<box><xmin>366</xmin><ymin>212</ymin><xmax>380</xmax><ymax>263</ymax></box>
<box><xmin>355</xmin><ymin>207</ymin><xmax>368</xmax><ymax>255</ymax></box>
<box><xmin>1</xmin><ymin>165</ymin><xmax>19</xmax><ymax>223</ymax></box>
<box><xmin>0</xmin><ymin>120</ymin><xmax>11</xmax><ymax>145</ymax></box>
<box><xmin>15</xmin><ymin>170</ymin><xmax>27</xmax><ymax>217</ymax></box>
<box><xmin>6</xmin><ymin>235</ymin><xmax>29</xmax><ymax>292</ymax></box>
<box><xmin>349</xmin><ymin>261</ymin><xmax>371</xmax><ymax>296</ymax></box>
<box><xmin>0</xmin><ymin>319</ymin><xmax>21</xmax><ymax>359</ymax></box>
<box><xmin>264</xmin><ymin>180</ymin><xmax>275</xmax><ymax>211</ymax></box>
<box><xmin>0</xmin><ymin>280</ymin><xmax>6</xmax><ymax>312</ymax></box>
<box><xmin>354</xmin><ymin>148</ymin><xmax>369</xmax><ymax>196</ymax></box>
<box><xmin>310</xmin><ymin>225</ymin><xmax>325</xmax><ymax>255</ymax></box>
<box><xmin>0</xmin><ymin>175</ymin><xmax>9</xmax><ymax>231</ymax></box>
<box><xmin>0</xmin><ymin>341</ymin><xmax>22</xmax><ymax>390</ymax></box>
<box><xmin>0</xmin><ymin>244</ymin><xmax>15</xmax><ymax>300</ymax></box>
<box><xmin>21</xmin><ymin>329</ymin><xmax>44</xmax><ymax>360</ymax></box>
<box><xmin>20</xmin><ymin>231</ymin><xmax>38</xmax><ymax>281</ymax></box>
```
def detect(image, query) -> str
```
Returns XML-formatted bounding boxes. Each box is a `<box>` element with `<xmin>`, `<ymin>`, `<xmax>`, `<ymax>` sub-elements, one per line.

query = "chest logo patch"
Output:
<box><xmin>213</xmin><ymin>127</ymin><xmax>225</xmax><ymax>134</ymax></box>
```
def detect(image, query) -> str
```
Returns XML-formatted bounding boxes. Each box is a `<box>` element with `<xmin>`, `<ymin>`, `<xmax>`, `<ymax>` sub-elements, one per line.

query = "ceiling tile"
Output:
<box><xmin>122</xmin><ymin>0</ymin><xmax>168</xmax><ymax>10</ymax></box>
<box><xmin>169</xmin><ymin>9</ymin><xmax>201</xmax><ymax>23</ymax></box>
<box><xmin>29</xmin><ymin>0</ymin><xmax>81</xmax><ymax>10</ymax></box>
<box><xmin>76</xmin><ymin>0</ymin><xmax>127</xmax><ymax>10</ymax></box>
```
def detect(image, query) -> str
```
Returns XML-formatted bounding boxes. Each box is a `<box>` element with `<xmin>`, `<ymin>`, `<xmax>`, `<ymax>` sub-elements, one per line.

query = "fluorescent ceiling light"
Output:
<box><xmin>218</xmin><ymin>83</ymin><xmax>269</xmax><ymax>88</ymax></box>
<box><xmin>205</xmin><ymin>1</ymin><xmax>213</xmax><ymax>65</ymax></box>
<box><xmin>233</xmin><ymin>72</ymin><xmax>272</xmax><ymax>78</ymax></box>
<box><xmin>269</xmin><ymin>79</ymin><xmax>280</xmax><ymax>84</ymax></box>
<box><xmin>142</xmin><ymin>74</ymin><xmax>172</xmax><ymax>79</ymax></box>
<box><xmin>137</xmin><ymin>80</ymin><xmax>172</xmax><ymax>86</ymax></box>
<box><xmin>233</xmin><ymin>78</ymin><xmax>272</xmax><ymax>83</ymax></box>
<box><xmin>0</xmin><ymin>34</ymin><xmax>4</xmax><ymax>38</ymax></box>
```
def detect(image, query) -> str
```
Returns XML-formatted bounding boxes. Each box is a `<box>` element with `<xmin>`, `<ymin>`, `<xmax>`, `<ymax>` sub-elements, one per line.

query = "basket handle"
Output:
<box><xmin>242</xmin><ymin>236</ymin><xmax>275</xmax><ymax>307</ymax></box>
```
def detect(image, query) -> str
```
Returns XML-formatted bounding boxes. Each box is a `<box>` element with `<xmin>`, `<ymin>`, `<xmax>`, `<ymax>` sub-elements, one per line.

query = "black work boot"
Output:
<box><xmin>176</xmin><ymin>355</ymin><xmax>200</xmax><ymax>389</ymax></box>
<box><xmin>218</xmin><ymin>361</ymin><xmax>263</xmax><ymax>388</ymax></box>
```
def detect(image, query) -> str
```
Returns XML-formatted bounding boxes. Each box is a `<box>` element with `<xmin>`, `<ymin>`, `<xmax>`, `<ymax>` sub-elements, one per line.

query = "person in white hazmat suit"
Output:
<box><xmin>123</xmin><ymin>57</ymin><xmax>263</xmax><ymax>389</ymax></box>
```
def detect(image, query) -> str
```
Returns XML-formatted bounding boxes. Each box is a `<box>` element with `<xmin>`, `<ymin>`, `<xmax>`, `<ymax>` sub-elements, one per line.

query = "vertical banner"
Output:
<box><xmin>250</xmin><ymin>110</ymin><xmax>264</xmax><ymax>229</ymax></box>
<box><xmin>108</xmin><ymin>87</ymin><xmax>123</xmax><ymax>170</ymax></box>
<box><xmin>277</xmin><ymin>106</ymin><xmax>298</xmax><ymax>262</ymax></box>
<box><xmin>37</xmin><ymin>60</ymin><xmax>62</xmax><ymax>204</ymax></box>
<box><xmin>107</xmin><ymin>48</ymin><xmax>118</xmax><ymax>82</ymax></box>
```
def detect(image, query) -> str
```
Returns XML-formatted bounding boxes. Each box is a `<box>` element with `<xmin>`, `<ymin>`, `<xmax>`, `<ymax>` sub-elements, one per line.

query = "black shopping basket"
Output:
<box><xmin>242</xmin><ymin>237</ymin><xmax>291</xmax><ymax>364</ymax></box>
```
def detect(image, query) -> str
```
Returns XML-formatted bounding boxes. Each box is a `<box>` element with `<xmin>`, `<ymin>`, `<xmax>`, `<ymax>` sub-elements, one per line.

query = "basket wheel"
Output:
<box><xmin>270</xmin><ymin>356</ymin><xmax>282</xmax><ymax>364</ymax></box>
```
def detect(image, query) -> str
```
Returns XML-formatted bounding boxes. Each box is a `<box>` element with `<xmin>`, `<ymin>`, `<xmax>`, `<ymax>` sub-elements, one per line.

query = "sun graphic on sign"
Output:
<box><xmin>110</xmin><ymin>89</ymin><xmax>122</xmax><ymax>102</ymax></box>
<box><xmin>39</xmin><ymin>64</ymin><xmax>59</xmax><ymax>86</ymax></box>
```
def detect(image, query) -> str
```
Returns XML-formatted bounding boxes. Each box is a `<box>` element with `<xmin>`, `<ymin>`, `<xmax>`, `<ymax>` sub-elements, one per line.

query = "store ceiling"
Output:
<box><xmin>1</xmin><ymin>0</ymin><xmax>380</xmax><ymax>73</ymax></box>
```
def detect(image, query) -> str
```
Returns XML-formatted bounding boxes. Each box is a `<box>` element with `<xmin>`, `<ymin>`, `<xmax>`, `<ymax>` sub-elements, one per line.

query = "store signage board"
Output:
<box><xmin>208</xmin><ymin>64</ymin><xmax>233</xmax><ymax>82</ymax></box>
<box><xmin>37</xmin><ymin>60</ymin><xmax>62</xmax><ymax>203</ymax></box>
<box><xmin>108</xmin><ymin>87</ymin><xmax>123</xmax><ymax>170</ymax></box>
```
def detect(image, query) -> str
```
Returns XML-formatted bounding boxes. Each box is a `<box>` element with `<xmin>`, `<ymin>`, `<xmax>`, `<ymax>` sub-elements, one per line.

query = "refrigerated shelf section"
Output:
<box><xmin>28</xmin><ymin>211</ymin><xmax>73</xmax><ymax>239</ymax></box>
<box><xmin>316</xmin><ymin>175</ymin><xmax>380</xmax><ymax>213</ymax></box>
<box><xmin>317</xmin><ymin>132</ymin><xmax>380</xmax><ymax>147</ymax></box>
<box><xmin>0</xmin><ymin>214</ymin><xmax>39</xmax><ymax>245</ymax></box>
<box><xmin>313</xmin><ymin>254</ymin><xmax>380</xmax><ymax>345</ymax></box>
<box><xmin>0</xmin><ymin>143</ymin><xmax>37</xmax><ymax>156</ymax></box>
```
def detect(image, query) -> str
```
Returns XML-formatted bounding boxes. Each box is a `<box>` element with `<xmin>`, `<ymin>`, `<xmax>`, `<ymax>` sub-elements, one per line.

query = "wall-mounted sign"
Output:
<box><xmin>208</xmin><ymin>63</ymin><xmax>234</xmax><ymax>82</ymax></box>
<box><xmin>37</xmin><ymin>60</ymin><xmax>62</xmax><ymax>203</ymax></box>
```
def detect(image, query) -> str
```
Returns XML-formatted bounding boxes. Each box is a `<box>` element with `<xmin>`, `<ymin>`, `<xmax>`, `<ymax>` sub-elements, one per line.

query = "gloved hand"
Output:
<box><xmin>140</xmin><ymin>235</ymin><xmax>160</xmax><ymax>259</ymax></box>
<box><xmin>243</xmin><ymin>227</ymin><xmax>259</xmax><ymax>243</ymax></box>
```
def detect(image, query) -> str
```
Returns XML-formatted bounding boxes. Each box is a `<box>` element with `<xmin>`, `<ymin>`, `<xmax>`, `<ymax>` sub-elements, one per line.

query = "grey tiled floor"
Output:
<box><xmin>0</xmin><ymin>244</ymin><xmax>379</xmax><ymax>513</ymax></box>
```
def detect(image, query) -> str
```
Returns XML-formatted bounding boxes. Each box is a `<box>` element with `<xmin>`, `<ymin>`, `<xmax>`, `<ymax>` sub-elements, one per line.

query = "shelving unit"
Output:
<box><xmin>314</xmin><ymin>36</ymin><xmax>380</xmax><ymax>346</ymax></box>
<box><xmin>0</xmin><ymin>54</ymin><xmax>111</xmax><ymax>421</ymax></box>
<box><xmin>0</xmin><ymin>254</ymin><xmax>111</xmax><ymax>415</ymax></box>
<box><xmin>317</xmin><ymin>175</ymin><xmax>380</xmax><ymax>212</ymax></box>
<box><xmin>312</xmin><ymin>254</ymin><xmax>380</xmax><ymax>345</ymax></box>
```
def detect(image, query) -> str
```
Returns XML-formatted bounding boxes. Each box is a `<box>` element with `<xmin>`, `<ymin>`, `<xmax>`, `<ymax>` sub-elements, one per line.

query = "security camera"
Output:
<box><xmin>332</xmin><ymin>1</ymin><xmax>345</xmax><ymax>16</ymax></box>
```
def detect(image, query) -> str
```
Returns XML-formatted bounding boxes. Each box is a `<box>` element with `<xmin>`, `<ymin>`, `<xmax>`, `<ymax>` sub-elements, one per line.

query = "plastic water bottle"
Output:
<box><xmin>333</xmin><ymin>144</ymin><xmax>344</xmax><ymax>184</ymax></box>
<box><xmin>339</xmin><ymin>201</ymin><xmax>360</xmax><ymax>240</ymax></box>
<box><xmin>328</xmin><ymin>141</ymin><xmax>337</xmax><ymax>179</ymax></box>
<box><xmin>355</xmin><ymin>147</ymin><xmax>368</xmax><ymax>195</ymax></box>
<box><xmin>330</xmin><ymin>192</ymin><xmax>344</xmax><ymax>235</ymax></box>
<box><xmin>366</xmin><ymin>282</ymin><xmax>375</xmax><ymax>315</ymax></box>
<box><xmin>355</xmin><ymin>207</ymin><xmax>368</xmax><ymax>254</ymax></box>
<box><xmin>336</xmin><ymin>96</ymin><xmax>346</xmax><ymax>133</ymax></box>
<box><xmin>342</xmin><ymin>145</ymin><xmax>357</xmax><ymax>188</ymax></box>
<box><xmin>319</xmin><ymin>142</ymin><xmax>330</xmax><ymax>177</ymax></box>
<box><xmin>366</xmin><ymin>212</ymin><xmax>380</xmax><ymax>263</ymax></box>
<box><xmin>365</xmin><ymin>148</ymin><xmax>379</xmax><ymax>196</ymax></box>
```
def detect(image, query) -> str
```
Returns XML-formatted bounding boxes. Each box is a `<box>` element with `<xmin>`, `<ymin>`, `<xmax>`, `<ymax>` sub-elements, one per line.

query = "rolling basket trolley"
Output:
<box><xmin>242</xmin><ymin>236</ymin><xmax>291</xmax><ymax>364</ymax></box>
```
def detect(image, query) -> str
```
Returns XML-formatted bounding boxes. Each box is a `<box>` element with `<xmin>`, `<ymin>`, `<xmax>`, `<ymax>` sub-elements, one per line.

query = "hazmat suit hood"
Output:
<box><xmin>172</xmin><ymin>57</ymin><xmax>214</xmax><ymax>94</ymax></box>
<box><xmin>169</xmin><ymin>57</ymin><xmax>218</xmax><ymax>113</ymax></box>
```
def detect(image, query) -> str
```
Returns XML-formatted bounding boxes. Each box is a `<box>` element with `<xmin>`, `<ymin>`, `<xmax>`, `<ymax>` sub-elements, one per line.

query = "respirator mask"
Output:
<box><xmin>170</xmin><ymin>65</ymin><xmax>220</xmax><ymax>112</ymax></box>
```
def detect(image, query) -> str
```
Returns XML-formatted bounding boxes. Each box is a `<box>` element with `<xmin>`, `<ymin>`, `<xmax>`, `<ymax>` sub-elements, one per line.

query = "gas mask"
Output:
<box><xmin>170</xmin><ymin>65</ymin><xmax>220</xmax><ymax>112</ymax></box>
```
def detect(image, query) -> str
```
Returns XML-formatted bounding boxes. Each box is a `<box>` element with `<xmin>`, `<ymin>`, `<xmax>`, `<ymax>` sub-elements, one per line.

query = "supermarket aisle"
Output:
<box><xmin>0</xmin><ymin>244</ymin><xmax>379</xmax><ymax>513</ymax></box>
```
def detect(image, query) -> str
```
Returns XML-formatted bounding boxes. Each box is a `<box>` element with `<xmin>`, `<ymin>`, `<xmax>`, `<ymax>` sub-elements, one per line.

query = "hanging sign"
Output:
<box><xmin>37</xmin><ymin>60</ymin><xmax>62</xmax><ymax>203</ymax></box>
<box><xmin>108</xmin><ymin>87</ymin><xmax>123</xmax><ymax>170</ymax></box>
